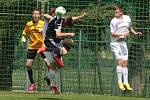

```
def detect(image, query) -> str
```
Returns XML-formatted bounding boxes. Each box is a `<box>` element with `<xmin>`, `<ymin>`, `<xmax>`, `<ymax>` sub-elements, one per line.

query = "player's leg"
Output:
<box><xmin>42</xmin><ymin>52</ymin><xmax>60</xmax><ymax>94</ymax></box>
<box><xmin>26</xmin><ymin>49</ymin><xmax>37</xmax><ymax>92</ymax></box>
<box><xmin>40</xmin><ymin>52</ymin><xmax>51</xmax><ymax>69</ymax></box>
<box><xmin>61</xmin><ymin>39</ymin><xmax>74</xmax><ymax>52</ymax></box>
<box><xmin>39</xmin><ymin>39</ymin><xmax>73</xmax><ymax>67</ymax></box>
<box><xmin>37</xmin><ymin>38</ymin><xmax>62</xmax><ymax>55</ymax></box>
<box><xmin>122</xmin><ymin>60</ymin><xmax>132</xmax><ymax>90</ymax></box>
<box><xmin>53</xmin><ymin>39</ymin><xmax>74</xmax><ymax>68</ymax></box>
<box><xmin>45</xmin><ymin>40</ymin><xmax>65</xmax><ymax>67</ymax></box>
<box><xmin>48</xmin><ymin>62</ymin><xmax>60</xmax><ymax>94</ymax></box>
<box><xmin>121</xmin><ymin>42</ymin><xmax>133</xmax><ymax>90</ymax></box>
<box><xmin>37</xmin><ymin>44</ymin><xmax>47</xmax><ymax>54</ymax></box>
<box><xmin>40</xmin><ymin>52</ymin><xmax>54</xmax><ymax>87</ymax></box>
<box><xmin>110</xmin><ymin>42</ymin><xmax>125</xmax><ymax>90</ymax></box>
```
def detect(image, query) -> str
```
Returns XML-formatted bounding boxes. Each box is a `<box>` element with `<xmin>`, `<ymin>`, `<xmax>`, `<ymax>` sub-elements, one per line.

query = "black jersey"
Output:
<box><xmin>45</xmin><ymin>16</ymin><xmax>63</xmax><ymax>43</ymax></box>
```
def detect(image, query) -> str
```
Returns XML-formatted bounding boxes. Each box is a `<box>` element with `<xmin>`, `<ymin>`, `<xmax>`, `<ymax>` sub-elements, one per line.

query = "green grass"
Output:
<box><xmin>0</xmin><ymin>91</ymin><xmax>149</xmax><ymax>100</ymax></box>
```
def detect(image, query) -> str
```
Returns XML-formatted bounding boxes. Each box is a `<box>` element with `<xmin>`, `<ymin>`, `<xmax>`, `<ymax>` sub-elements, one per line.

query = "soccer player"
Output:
<box><xmin>38</xmin><ymin>7</ymin><xmax>87</xmax><ymax>67</ymax></box>
<box><xmin>110</xmin><ymin>5</ymin><xmax>142</xmax><ymax>91</ymax></box>
<box><xmin>38</xmin><ymin>7</ymin><xmax>87</xmax><ymax>94</ymax></box>
<box><xmin>21</xmin><ymin>9</ymin><xmax>51</xmax><ymax>92</ymax></box>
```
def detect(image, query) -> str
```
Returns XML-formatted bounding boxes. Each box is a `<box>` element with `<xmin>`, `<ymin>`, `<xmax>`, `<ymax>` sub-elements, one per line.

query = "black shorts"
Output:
<box><xmin>27</xmin><ymin>49</ymin><xmax>46</xmax><ymax>59</ymax></box>
<box><xmin>44</xmin><ymin>38</ymin><xmax>62</xmax><ymax>54</ymax></box>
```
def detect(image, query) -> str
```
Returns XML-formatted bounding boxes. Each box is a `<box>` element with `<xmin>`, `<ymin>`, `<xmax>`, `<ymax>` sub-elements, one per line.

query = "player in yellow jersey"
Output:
<box><xmin>21</xmin><ymin>9</ymin><xmax>51</xmax><ymax>92</ymax></box>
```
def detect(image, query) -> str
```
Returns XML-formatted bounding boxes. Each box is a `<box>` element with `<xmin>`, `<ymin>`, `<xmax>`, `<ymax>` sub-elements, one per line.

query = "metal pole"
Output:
<box><xmin>77</xmin><ymin>30</ymin><xmax>82</xmax><ymax>93</ymax></box>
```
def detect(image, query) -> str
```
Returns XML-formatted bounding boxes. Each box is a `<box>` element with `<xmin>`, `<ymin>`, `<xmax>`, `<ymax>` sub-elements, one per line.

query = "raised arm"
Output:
<box><xmin>129</xmin><ymin>26</ymin><xmax>142</xmax><ymax>36</ymax></box>
<box><xmin>72</xmin><ymin>12</ymin><xmax>87</xmax><ymax>21</ymax></box>
<box><xmin>55</xmin><ymin>30</ymin><xmax>75</xmax><ymax>38</ymax></box>
<box><xmin>43</xmin><ymin>14</ymin><xmax>52</xmax><ymax>20</ymax></box>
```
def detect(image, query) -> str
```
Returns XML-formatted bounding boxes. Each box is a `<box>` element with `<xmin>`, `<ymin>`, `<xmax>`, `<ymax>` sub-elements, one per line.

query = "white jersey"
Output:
<box><xmin>42</xmin><ymin>15</ymin><xmax>53</xmax><ymax>38</ymax></box>
<box><xmin>42</xmin><ymin>19</ymin><xmax>48</xmax><ymax>38</ymax></box>
<box><xmin>110</xmin><ymin>15</ymin><xmax>131</xmax><ymax>42</ymax></box>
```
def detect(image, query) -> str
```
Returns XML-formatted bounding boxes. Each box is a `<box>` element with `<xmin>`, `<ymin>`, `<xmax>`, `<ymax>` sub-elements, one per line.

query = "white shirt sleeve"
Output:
<box><xmin>110</xmin><ymin>20</ymin><xmax>116</xmax><ymax>33</ymax></box>
<box><xmin>128</xmin><ymin>16</ymin><xmax>132</xmax><ymax>26</ymax></box>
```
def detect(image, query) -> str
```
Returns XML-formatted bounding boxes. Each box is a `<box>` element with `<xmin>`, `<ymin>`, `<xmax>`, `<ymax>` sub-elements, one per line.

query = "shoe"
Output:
<box><xmin>50</xmin><ymin>85</ymin><xmax>60</xmax><ymax>94</ymax></box>
<box><xmin>118</xmin><ymin>82</ymin><xmax>126</xmax><ymax>91</ymax></box>
<box><xmin>37</xmin><ymin>44</ymin><xmax>46</xmax><ymax>54</ymax></box>
<box><xmin>123</xmin><ymin>83</ymin><xmax>133</xmax><ymax>91</ymax></box>
<box><xmin>28</xmin><ymin>83</ymin><xmax>36</xmax><ymax>92</ymax></box>
<box><xmin>53</xmin><ymin>55</ymin><xmax>64</xmax><ymax>67</ymax></box>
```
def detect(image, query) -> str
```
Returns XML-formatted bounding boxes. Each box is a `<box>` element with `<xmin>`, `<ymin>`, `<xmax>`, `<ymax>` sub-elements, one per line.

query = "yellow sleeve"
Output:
<box><xmin>22</xmin><ymin>23</ymin><xmax>29</xmax><ymax>36</ymax></box>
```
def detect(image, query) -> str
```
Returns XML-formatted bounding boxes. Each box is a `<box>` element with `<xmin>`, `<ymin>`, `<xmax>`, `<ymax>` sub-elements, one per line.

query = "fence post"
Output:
<box><xmin>77</xmin><ymin>30</ymin><xmax>82</xmax><ymax>93</ymax></box>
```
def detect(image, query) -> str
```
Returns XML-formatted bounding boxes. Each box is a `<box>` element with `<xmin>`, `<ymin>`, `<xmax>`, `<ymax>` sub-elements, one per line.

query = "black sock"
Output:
<box><xmin>27</xmin><ymin>69</ymin><xmax>34</xmax><ymax>84</ymax></box>
<box><xmin>47</xmin><ymin>79</ymin><xmax>51</xmax><ymax>86</ymax></box>
<box><xmin>44</xmin><ymin>76</ymin><xmax>51</xmax><ymax>86</ymax></box>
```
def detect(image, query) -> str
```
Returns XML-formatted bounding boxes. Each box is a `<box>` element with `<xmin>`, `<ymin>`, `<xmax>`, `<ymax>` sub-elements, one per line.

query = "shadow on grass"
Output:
<box><xmin>39</xmin><ymin>97</ymin><xmax>69</xmax><ymax>100</ymax></box>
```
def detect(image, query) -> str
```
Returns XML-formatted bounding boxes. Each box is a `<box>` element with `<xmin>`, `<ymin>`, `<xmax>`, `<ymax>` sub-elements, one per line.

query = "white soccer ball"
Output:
<box><xmin>55</xmin><ymin>6</ymin><xmax>66</xmax><ymax>16</ymax></box>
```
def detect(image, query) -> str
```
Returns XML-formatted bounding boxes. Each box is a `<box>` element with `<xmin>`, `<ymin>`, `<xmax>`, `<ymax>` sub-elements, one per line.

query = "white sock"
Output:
<box><xmin>122</xmin><ymin>67</ymin><xmax>128</xmax><ymax>84</ymax></box>
<box><xmin>47</xmin><ymin>69</ymin><xmax>56</xmax><ymax>85</ymax></box>
<box><xmin>116</xmin><ymin>66</ymin><xmax>123</xmax><ymax>83</ymax></box>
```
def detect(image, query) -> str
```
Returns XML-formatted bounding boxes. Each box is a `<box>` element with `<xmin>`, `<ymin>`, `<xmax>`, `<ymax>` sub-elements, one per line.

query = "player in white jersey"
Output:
<box><xmin>110</xmin><ymin>5</ymin><xmax>142</xmax><ymax>91</ymax></box>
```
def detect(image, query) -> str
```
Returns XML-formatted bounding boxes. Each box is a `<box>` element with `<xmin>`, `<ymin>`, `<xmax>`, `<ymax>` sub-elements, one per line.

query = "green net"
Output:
<box><xmin>0</xmin><ymin>0</ymin><xmax>150</xmax><ymax>97</ymax></box>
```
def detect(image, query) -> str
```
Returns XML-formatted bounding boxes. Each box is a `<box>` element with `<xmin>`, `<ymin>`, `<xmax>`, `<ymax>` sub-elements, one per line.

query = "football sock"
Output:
<box><xmin>116</xmin><ymin>66</ymin><xmax>123</xmax><ymax>83</ymax></box>
<box><xmin>47</xmin><ymin>69</ymin><xmax>56</xmax><ymax>85</ymax></box>
<box><xmin>122</xmin><ymin>67</ymin><xmax>128</xmax><ymax>83</ymax></box>
<box><xmin>27</xmin><ymin>69</ymin><xmax>34</xmax><ymax>84</ymax></box>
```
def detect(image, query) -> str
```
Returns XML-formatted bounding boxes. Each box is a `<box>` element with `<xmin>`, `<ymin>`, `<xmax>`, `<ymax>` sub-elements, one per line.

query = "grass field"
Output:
<box><xmin>0</xmin><ymin>91</ymin><xmax>149</xmax><ymax>100</ymax></box>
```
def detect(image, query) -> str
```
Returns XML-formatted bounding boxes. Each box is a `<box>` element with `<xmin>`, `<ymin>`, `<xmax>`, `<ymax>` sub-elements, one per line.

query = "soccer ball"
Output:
<box><xmin>55</xmin><ymin>6</ymin><xmax>66</xmax><ymax>16</ymax></box>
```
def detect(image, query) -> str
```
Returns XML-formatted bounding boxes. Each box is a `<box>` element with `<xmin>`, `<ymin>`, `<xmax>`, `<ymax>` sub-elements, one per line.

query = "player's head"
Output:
<box><xmin>45</xmin><ymin>8</ymin><xmax>56</xmax><ymax>16</ymax></box>
<box><xmin>55</xmin><ymin>6</ymin><xmax>66</xmax><ymax>16</ymax></box>
<box><xmin>114</xmin><ymin>5</ymin><xmax>124</xmax><ymax>18</ymax></box>
<box><xmin>50</xmin><ymin>8</ymin><xmax>56</xmax><ymax>16</ymax></box>
<box><xmin>32</xmin><ymin>9</ymin><xmax>41</xmax><ymax>23</ymax></box>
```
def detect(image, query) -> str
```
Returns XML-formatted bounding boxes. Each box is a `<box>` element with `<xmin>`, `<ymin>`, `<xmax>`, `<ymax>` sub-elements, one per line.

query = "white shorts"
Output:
<box><xmin>110</xmin><ymin>41</ymin><xmax>128</xmax><ymax>60</ymax></box>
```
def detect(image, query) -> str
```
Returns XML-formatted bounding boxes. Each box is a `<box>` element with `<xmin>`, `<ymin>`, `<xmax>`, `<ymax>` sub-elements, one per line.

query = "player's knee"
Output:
<box><xmin>117</xmin><ymin>59</ymin><xmax>124</xmax><ymax>66</ymax></box>
<box><xmin>26</xmin><ymin>59</ymin><xmax>33</xmax><ymax>69</ymax></box>
<box><xmin>61</xmin><ymin>47</ymin><xmax>68</xmax><ymax>55</ymax></box>
<box><xmin>44</xmin><ymin>58</ymin><xmax>51</xmax><ymax>68</ymax></box>
<box><xmin>66</xmin><ymin>39</ymin><xmax>74</xmax><ymax>44</ymax></box>
<box><xmin>26</xmin><ymin>65</ymin><xmax>32</xmax><ymax>70</ymax></box>
<box><xmin>123</xmin><ymin>60</ymin><xmax>128</xmax><ymax>67</ymax></box>
<box><xmin>63</xmin><ymin>43</ymin><xmax>73</xmax><ymax>52</ymax></box>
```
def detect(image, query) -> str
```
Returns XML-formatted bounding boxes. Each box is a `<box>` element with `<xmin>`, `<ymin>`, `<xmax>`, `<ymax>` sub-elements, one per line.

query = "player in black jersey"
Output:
<box><xmin>37</xmin><ymin>6</ymin><xmax>86</xmax><ymax>94</ymax></box>
<box><xmin>38</xmin><ymin>7</ymin><xmax>86</xmax><ymax>67</ymax></box>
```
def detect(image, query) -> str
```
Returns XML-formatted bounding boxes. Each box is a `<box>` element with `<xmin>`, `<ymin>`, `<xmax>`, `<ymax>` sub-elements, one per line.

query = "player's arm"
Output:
<box><xmin>71</xmin><ymin>12</ymin><xmax>87</xmax><ymax>21</ymax></box>
<box><xmin>55</xmin><ymin>18</ymin><xmax>75</xmax><ymax>38</ymax></box>
<box><xmin>21</xmin><ymin>24</ymin><xmax>29</xmax><ymax>42</ymax></box>
<box><xmin>111</xmin><ymin>32</ymin><xmax>129</xmax><ymax>37</ymax></box>
<box><xmin>55</xmin><ymin>30</ymin><xmax>75</xmax><ymax>38</ymax></box>
<box><xmin>62</xmin><ymin>12</ymin><xmax>87</xmax><ymax>27</ymax></box>
<box><xmin>129</xmin><ymin>26</ymin><xmax>142</xmax><ymax>36</ymax></box>
<box><xmin>43</xmin><ymin>14</ymin><xmax>52</xmax><ymax>20</ymax></box>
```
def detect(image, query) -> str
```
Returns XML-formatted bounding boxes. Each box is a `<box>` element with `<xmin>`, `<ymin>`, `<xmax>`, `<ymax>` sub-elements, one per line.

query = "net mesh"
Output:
<box><xmin>0</xmin><ymin>0</ymin><xmax>149</xmax><ymax>97</ymax></box>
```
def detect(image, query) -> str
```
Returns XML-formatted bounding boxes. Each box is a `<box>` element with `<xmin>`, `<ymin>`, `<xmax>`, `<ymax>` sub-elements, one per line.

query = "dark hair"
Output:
<box><xmin>44</xmin><ymin>8</ymin><xmax>55</xmax><ymax>16</ymax></box>
<box><xmin>49</xmin><ymin>8</ymin><xmax>56</xmax><ymax>16</ymax></box>
<box><xmin>32</xmin><ymin>8</ymin><xmax>41</xmax><ymax>14</ymax></box>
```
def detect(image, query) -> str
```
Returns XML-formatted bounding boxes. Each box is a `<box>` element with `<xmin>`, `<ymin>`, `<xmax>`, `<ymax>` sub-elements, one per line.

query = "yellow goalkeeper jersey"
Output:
<box><xmin>22</xmin><ymin>20</ymin><xmax>44</xmax><ymax>49</ymax></box>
